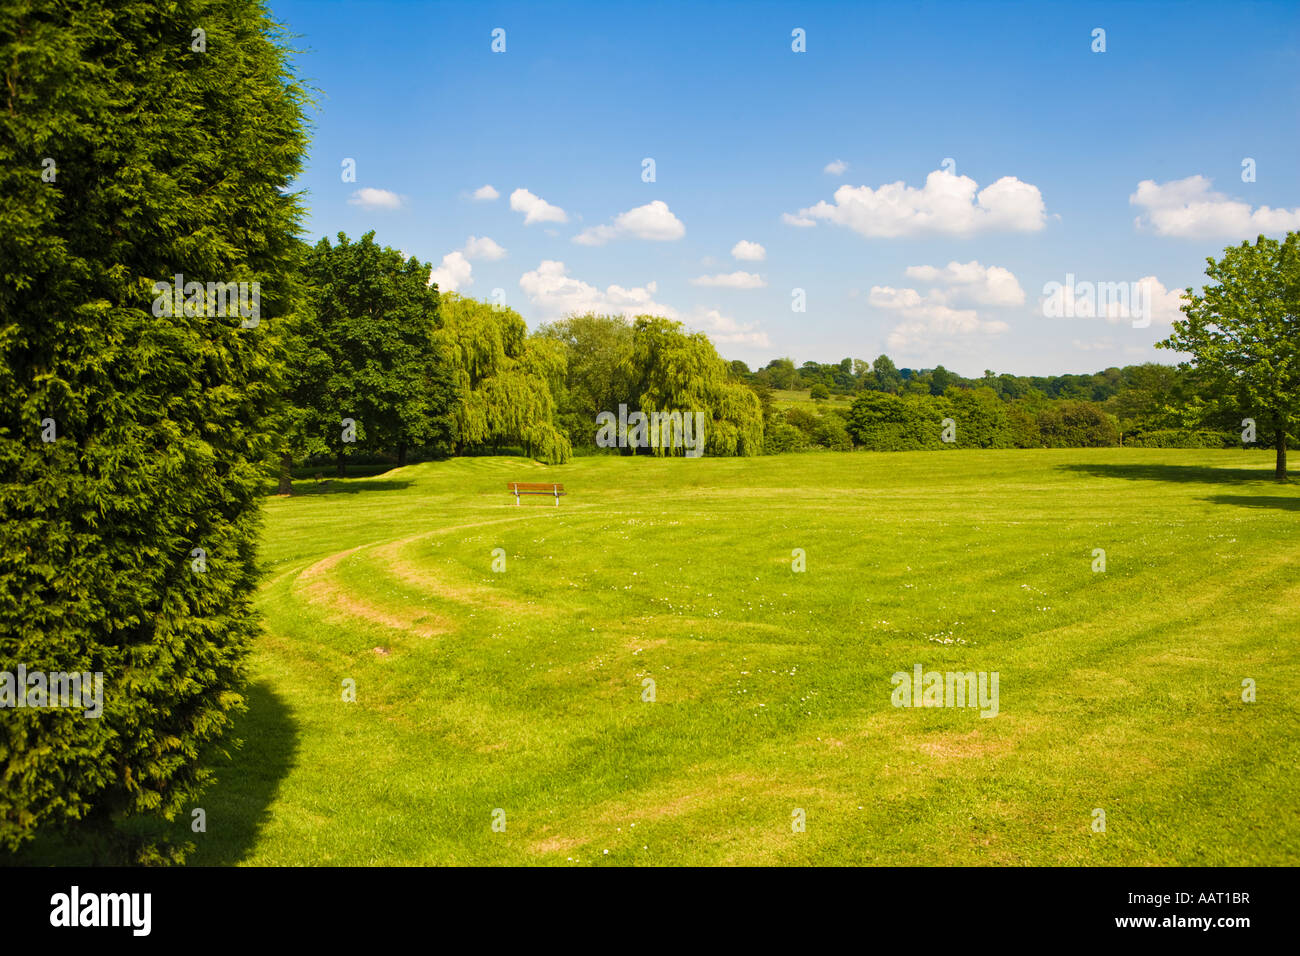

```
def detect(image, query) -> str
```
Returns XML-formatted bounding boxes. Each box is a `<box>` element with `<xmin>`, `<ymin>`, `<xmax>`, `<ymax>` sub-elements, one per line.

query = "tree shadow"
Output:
<box><xmin>1</xmin><ymin>680</ymin><xmax>297</xmax><ymax>866</ymax></box>
<box><xmin>1057</xmin><ymin>462</ymin><xmax>1279</xmax><ymax>485</ymax></box>
<box><xmin>182</xmin><ymin>680</ymin><xmax>299</xmax><ymax>865</ymax></box>
<box><xmin>1203</xmin><ymin>494</ymin><xmax>1300</xmax><ymax>512</ymax></box>
<box><xmin>281</xmin><ymin>479</ymin><xmax>413</xmax><ymax>497</ymax></box>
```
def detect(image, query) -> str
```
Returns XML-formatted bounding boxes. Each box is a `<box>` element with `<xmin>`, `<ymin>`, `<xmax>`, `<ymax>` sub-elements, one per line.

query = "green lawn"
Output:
<box><xmin>41</xmin><ymin>449</ymin><xmax>1300</xmax><ymax>865</ymax></box>
<box><xmin>770</xmin><ymin>387</ymin><xmax>854</xmax><ymax>413</ymax></box>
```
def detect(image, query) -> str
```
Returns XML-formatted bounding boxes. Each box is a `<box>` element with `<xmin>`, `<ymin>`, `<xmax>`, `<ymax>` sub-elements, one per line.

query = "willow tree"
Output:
<box><xmin>438</xmin><ymin>295</ymin><xmax>571</xmax><ymax>463</ymax></box>
<box><xmin>0</xmin><ymin>0</ymin><xmax>307</xmax><ymax>857</ymax></box>
<box><xmin>1158</xmin><ymin>233</ymin><xmax>1300</xmax><ymax>479</ymax></box>
<box><xmin>621</xmin><ymin>316</ymin><xmax>763</xmax><ymax>456</ymax></box>
<box><xmin>535</xmin><ymin>313</ymin><xmax>634</xmax><ymax>448</ymax></box>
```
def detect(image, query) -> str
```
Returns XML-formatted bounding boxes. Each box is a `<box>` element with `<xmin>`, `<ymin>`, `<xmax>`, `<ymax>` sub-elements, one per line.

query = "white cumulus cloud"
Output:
<box><xmin>690</xmin><ymin>308</ymin><xmax>770</xmax><ymax>348</ymax></box>
<box><xmin>1130</xmin><ymin>175</ymin><xmax>1300</xmax><ymax>238</ymax></box>
<box><xmin>573</xmin><ymin>200</ymin><xmax>686</xmax><ymax>245</ymax></box>
<box><xmin>1072</xmin><ymin>338</ymin><xmax>1118</xmax><ymax>352</ymax></box>
<box><xmin>429</xmin><ymin>251</ymin><xmax>473</xmax><ymax>292</ymax></box>
<box><xmin>1040</xmin><ymin>275</ymin><xmax>1185</xmax><ymax>326</ymax></box>
<box><xmin>824</xmin><ymin>159</ymin><xmax>848</xmax><ymax>176</ymax></box>
<box><xmin>731</xmin><ymin>240</ymin><xmax>766</xmax><ymax>261</ymax></box>
<box><xmin>519</xmin><ymin>260</ymin><xmax>676</xmax><ymax>319</ymax></box>
<box><xmin>872</xmin><ymin>286</ymin><xmax>1010</xmax><ymax>352</ymax></box>
<box><xmin>786</xmin><ymin>169</ymin><xmax>1047</xmax><ymax>238</ymax></box>
<box><xmin>473</xmin><ymin>185</ymin><xmax>500</xmax><ymax>201</ymax></box>
<box><xmin>869</xmin><ymin>262</ymin><xmax>1018</xmax><ymax>353</ymax></box>
<box><xmin>689</xmin><ymin>271</ymin><xmax>766</xmax><ymax>289</ymax></box>
<box><xmin>510</xmin><ymin>188</ymin><xmax>568</xmax><ymax>225</ymax></box>
<box><xmin>427</xmin><ymin>236</ymin><xmax>508</xmax><ymax>291</ymax></box>
<box><xmin>462</xmin><ymin>235</ymin><xmax>507</xmax><ymax>261</ymax></box>
<box><xmin>348</xmin><ymin>187</ymin><xmax>404</xmax><ymax>210</ymax></box>
<box><xmin>903</xmin><ymin>260</ymin><xmax>1025</xmax><ymax>306</ymax></box>
<box><xmin>1137</xmin><ymin>276</ymin><xmax>1188</xmax><ymax>326</ymax></box>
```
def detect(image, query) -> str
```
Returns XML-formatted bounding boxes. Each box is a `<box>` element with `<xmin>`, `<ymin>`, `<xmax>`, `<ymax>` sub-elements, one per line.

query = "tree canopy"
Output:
<box><xmin>301</xmin><ymin>231</ymin><xmax>456</xmax><ymax>474</ymax></box>
<box><xmin>621</xmin><ymin>317</ymin><xmax>763</xmax><ymax>457</ymax></box>
<box><xmin>1158</xmin><ymin>233</ymin><xmax>1300</xmax><ymax>478</ymax></box>
<box><xmin>439</xmin><ymin>294</ymin><xmax>571</xmax><ymax>464</ymax></box>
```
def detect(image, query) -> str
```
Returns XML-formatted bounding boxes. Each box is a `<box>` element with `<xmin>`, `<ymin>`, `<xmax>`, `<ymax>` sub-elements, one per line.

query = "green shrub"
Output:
<box><xmin>847</xmin><ymin>392</ymin><xmax>949</xmax><ymax>450</ymax></box>
<box><xmin>812</xmin><ymin>413</ymin><xmax>853</xmax><ymax>450</ymax></box>
<box><xmin>1006</xmin><ymin>403</ymin><xmax>1043</xmax><ymax>448</ymax></box>
<box><xmin>763</xmin><ymin>420</ymin><xmax>808</xmax><ymax>454</ymax></box>
<box><xmin>847</xmin><ymin>390</ymin><xmax>1123</xmax><ymax>451</ymax></box>
<box><xmin>1036</xmin><ymin>401</ymin><xmax>1120</xmax><ymax>447</ymax></box>
<box><xmin>944</xmin><ymin>387</ymin><xmax>1014</xmax><ymax>448</ymax></box>
<box><xmin>855</xmin><ymin>424</ymin><xmax>952</xmax><ymax>451</ymax></box>
<box><xmin>784</xmin><ymin>407</ymin><xmax>820</xmax><ymax>440</ymax></box>
<box><xmin>1127</xmin><ymin>429</ymin><xmax>1236</xmax><ymax>448</ymax></box>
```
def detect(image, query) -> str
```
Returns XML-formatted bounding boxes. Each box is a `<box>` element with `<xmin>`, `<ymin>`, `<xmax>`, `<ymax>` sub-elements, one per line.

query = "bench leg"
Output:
<box><xmin>514</xmin><ymin>493</ymin><xmax>520</xmax><ymax>506</ymax></box>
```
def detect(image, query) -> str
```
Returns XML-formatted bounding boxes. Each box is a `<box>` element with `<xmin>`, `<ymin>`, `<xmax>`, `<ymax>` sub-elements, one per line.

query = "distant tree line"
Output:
<box><xmin>736</xmin><ymin>353</ymin><xmax>1286</xmax><ymax>455</ymax></box>
<box><xmin>732</xmin><ymin>231</ymin><xmax>1300</xmax><ymax>474</ymax></box>
<box><xmin>274</xmin><ymin>231</ymin><xmax>1295</xmax><ymax>478</ymax></box>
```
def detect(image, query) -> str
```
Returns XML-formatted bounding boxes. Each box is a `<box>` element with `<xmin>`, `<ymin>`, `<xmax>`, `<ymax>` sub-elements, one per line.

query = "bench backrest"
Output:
<box><xmin>508</xmin><ymin>482</ymin><xmax>565</xmax><ymax>493</ymax></box>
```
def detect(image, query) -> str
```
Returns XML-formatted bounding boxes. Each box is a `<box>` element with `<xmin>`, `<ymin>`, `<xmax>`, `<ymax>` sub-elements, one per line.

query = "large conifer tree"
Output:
<box><xmin>0</xmin><ymin>0</ymin><xmax>308</xmax><ymax>853</ymax></box>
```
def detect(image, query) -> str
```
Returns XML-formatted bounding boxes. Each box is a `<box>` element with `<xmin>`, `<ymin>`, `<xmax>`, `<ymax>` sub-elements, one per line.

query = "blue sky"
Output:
<box><xmin>272</xmin><ymin>0</ymin><xmax>1300</xmax><ymax>376</ymax></box>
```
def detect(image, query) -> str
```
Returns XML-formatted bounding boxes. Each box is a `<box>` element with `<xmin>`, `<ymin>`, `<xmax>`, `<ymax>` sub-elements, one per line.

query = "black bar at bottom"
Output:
<box><xmin>0</xmin><ymin>865</ymin><xmax>1276</xmax><ymax>942</ymax></box>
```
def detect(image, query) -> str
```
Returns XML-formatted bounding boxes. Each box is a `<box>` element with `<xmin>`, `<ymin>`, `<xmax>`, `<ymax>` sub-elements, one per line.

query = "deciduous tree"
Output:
<box><xmin>1158</xmin><ymin>233</ymin><xmax>1300</xmax><ymax>478</ymax></box>
<box><xmin>303</xmin><ymin>232</ymin><xmax>455</xmax><ymax>474</ymax></box>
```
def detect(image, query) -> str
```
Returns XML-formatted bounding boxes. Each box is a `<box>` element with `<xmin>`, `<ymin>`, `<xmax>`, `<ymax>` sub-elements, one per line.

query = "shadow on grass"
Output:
<box><xmin>1204</xmin><ymin>494</ymin><xmax>1300</xmax><ymax>512</ymax></box>
<box><xmin>275</xmin><ymin>478</ymin><xmax>414</xmax><ymax>497</ymax></box>
<box><xmin>1</xmin><ymin>680</ymin><xmax>297</xmax><ymax>866</ymax></box>
<box><xmin>182</xmin><ymin>680</ymin><xmax>299</xmax><ymax>865</ymax></box>
<box><xmin>1058</xmin><ymin>462</ymin><xmax>1280</xmax><ymax>485</ymax></box>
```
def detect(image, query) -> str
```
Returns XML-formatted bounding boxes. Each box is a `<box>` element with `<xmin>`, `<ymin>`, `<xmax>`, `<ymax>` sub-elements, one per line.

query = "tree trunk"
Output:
<box><xmin>1276</xmin><ymin>423</ymin><xmax>1288</xmax><ymax>480</ymax></box>
<box><xmin>336</xmin><ymin>449</ymin><xmax>346</xmax><ymax>478</ymax></box>
<box><xmin>277</xmin><ymin>453</ymin><xmax>293</xmax><ymax>496</ymax></box>
<box><xmin>397</xmin><ymin>441</ymin><xmax>407</xmax><ymax>466</ymax></box>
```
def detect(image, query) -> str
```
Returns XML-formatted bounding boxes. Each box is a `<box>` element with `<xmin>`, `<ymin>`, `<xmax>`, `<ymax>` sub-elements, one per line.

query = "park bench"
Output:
<box><xmin>508</xmin><ymin>481</ymin><xmax>566</xmax><ymax>506</ymax></box>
